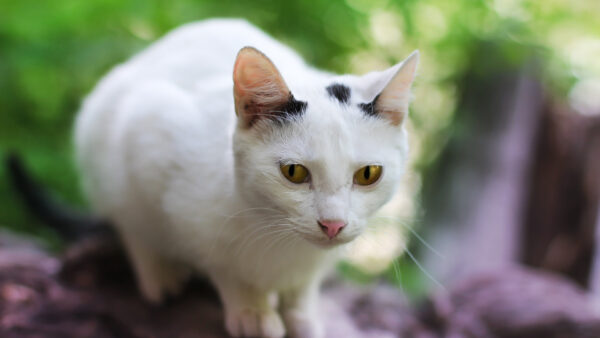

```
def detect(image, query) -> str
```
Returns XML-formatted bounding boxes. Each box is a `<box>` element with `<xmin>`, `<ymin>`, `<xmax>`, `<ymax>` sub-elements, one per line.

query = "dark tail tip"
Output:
<box><xmin>5</xmin><ymin>152</ymin><xmax>107</xmax><ymax>240</ymax></box>
<box><xmin>5</xmin><ymin>151</ymin><xmax>22</xmax><ymax>180</ymax></box>
<box><xmin>6</xmin><ymin>151</ymin><xmax>33</xmax><ymax>194</ymax></box>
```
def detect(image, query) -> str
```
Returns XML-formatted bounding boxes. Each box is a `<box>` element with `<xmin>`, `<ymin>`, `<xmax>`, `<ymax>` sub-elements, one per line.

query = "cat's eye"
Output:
<box><xmin>354</xmin><ymin>165</ymin><xmax>383</xmax><ymax>186</ymax></box>
<box><xmin>280</xmin><ymin>164</ymin><xmax>310</xmax><ymax>184</ymax></box>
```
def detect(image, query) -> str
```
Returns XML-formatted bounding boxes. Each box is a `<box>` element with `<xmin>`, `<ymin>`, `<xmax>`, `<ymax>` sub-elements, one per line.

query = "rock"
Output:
<box><xmin>1</xmin><ymin>232</ymin><xmax>599</xmax><ymax>337</ymax></box>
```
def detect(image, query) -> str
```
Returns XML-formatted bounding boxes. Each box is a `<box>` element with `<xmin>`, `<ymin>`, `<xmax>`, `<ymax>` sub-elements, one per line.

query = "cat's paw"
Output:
<box><xmin>138</xmin><ymin>274</ymin><xmax>165</xmax><ymax>304</ymax></box>
<box><xmin>138</xmin><ymin>263</ymin><xmax>190</xmax><ymax>304</ymax></box>
<box><xmin>158</xmin><ymin>264</ymin><xmax>191</xmax><ymax>297</ymax></box>
<box><xmin>225</xmin><ymin>308</ymin><xmax>285</xmax><ymax>338</ymax></box>
<box><xmin>283</xmin><ymin>309</ymin><xmax>324</xmax><ymax>338</ymax></box>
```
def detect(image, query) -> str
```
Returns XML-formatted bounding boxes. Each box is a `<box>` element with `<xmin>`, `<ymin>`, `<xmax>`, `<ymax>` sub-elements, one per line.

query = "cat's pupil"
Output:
<box><xmin>364</xmin><ymin>166</ymin><xmax>371</xmax><ymax>180</ymax></box>
<box><xmin>289</xmin><ymin>165</ymin><xmax>295</xmax><ymax>177</ymax></box>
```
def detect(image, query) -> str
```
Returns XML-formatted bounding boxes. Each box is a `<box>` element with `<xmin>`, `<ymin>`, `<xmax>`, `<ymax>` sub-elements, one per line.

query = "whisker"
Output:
<box><xmin>402</xmin><ymin>244</ymin><xmax>445</xmax><ymax>291</ymax></box>
<box><xmin>355</xmin><ymin>230</ymin><xmax>444</xmax><ymax>294</ymax></box>
<box><xmin>372</xmin><ymin>216</ymin><xmax>445</xmax><ymax>261</ymax></box>
<box><xmin>257</xmin><ymin>228</ymin><xmax>296</xmax><ymax>262</ymax></box>
<box><xmin>391</xmin><ymin>257</ymin><xmax>409</xmax><ymax>302</ymax></box>
<box><xmin>239</xmin><ymin>228</ymin><xmax>291</xmax><ymax>260</ymax></box>
<box><xmin>210</xmin><ymin>214</ymin><xmax>289</xmax><ymax>259</ymax></box>
<box><xmin>234</xmin><ymin>222</ymin><xmax>293</xmax><ymax>258</ymax></box>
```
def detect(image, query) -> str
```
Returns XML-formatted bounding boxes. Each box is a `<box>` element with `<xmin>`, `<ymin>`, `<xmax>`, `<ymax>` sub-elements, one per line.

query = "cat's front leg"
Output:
<box><xmin>120</xmin><ymin>229</ymin><xmax>191</xmax><ymax>303</ymax></box>
<box><xmin>280</xmin><ymin>280</ymin><xmax>324</xmax><ymax>338</ymax></box>
<box><xmin>210</xmin><ymin>272</ymin><xmax>285</xmax><ymax>338</ymax></box>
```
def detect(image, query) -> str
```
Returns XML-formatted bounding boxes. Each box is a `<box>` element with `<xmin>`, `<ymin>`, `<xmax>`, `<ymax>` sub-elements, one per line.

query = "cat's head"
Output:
<box><xmin>232</xmin><ymin>47</ymin><xmax>418</xmax><ymax>248</ymax></box>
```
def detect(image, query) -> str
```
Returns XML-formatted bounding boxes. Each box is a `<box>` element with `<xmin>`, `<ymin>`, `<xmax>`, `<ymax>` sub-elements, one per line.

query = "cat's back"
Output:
<box><xmin>86</xmin><ymin>19</ymin><xmax>311</xmax><ymax>95</ymax></box>
<box><xmin>130</xmin><ymin>19</ymin><xmax>309</xmax><ymax>81</ymax></box>
<box><xmin>76</xmin><ymin>19</ymin><xmax>313</xmax><ymax>146</ymax></box>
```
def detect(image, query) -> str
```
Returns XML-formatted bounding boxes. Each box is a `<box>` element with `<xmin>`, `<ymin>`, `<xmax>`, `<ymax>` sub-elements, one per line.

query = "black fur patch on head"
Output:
<box><xmin>326</xmin><ymin>83</ymin><xmax>351</xmax><ymax>104</ymax></box>
<box><xmin>277</xmin><ymin>93</ymin><xmax>307</xmax><ymax>117</ymax></box>
<box><xmin>245</xmin><ymin>93</ymin><xmax>307</xmax><ymax>127</ymax></box>
<box><xmin>264</xmin><ymin>94</ymin><xmax>307</xmax><ymax>126</ymax></box>
<box><xmin>358</xmin><ymin>94</ymin><xmax>380</xmax><ymax>116</ymax></box>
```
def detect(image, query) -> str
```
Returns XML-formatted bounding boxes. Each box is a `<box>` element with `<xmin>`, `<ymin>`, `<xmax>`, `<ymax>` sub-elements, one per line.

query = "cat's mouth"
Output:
<box><xmin>313</xmin><ymin>237</ymin><xmax>354</xmax><ymax>249</ymax></box>
<box><xmin>295</xmin><ymin>231</ymin><xmax>356</xmax><ymax>249</ymax></box>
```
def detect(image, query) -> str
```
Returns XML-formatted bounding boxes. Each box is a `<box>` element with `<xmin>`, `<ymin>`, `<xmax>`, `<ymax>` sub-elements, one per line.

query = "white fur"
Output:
<box><xmin>75</xmin><ymin>19</ymin><xmax>417</xmax><ymax>338</ymax></box>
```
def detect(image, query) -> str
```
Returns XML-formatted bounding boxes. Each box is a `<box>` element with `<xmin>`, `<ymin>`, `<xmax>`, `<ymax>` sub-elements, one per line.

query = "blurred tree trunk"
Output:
<box><xmin>522</xmin><ymin>105</ymin><xmax>600</xmax><ymax>287</ymax></box>
<box><xmin>590</xmin><ymin>202</ymin><xmax>600</xmax><ymax>303</ymax></box>
<box><xmin>421</xmin><ymin>57</ymin><xmax>544</xmax><ymax>285</ymax></box>
<box><xmin>421</xmin><ymin>42</ymin><xmax>600</xmax><ymax>290</ymax></box>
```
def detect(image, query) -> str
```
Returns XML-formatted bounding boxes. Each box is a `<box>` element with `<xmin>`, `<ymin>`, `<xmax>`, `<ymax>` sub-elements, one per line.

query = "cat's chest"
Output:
<box><xmin>215</xmin><ymin>221</ymin><xmax>335</xmax><ymax>289</ymax></box>
<box><xmin>239</xmin><ymin>243</ymin><xmax>331</xmax><ymax>290</ymax></box>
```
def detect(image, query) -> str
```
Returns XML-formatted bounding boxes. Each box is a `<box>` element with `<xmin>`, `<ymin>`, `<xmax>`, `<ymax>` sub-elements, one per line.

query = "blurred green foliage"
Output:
<box><xmin>1</xmin><ymin>0</ymin><xmax>598</xmax><ymax>292</ymax></box>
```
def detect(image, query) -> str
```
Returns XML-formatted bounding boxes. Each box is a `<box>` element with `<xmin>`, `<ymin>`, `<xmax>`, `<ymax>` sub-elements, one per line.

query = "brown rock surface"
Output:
<box><xmin>1</xmin><ymin>232</ymin><xmax>599</xmax><ymax>338</ymax></box>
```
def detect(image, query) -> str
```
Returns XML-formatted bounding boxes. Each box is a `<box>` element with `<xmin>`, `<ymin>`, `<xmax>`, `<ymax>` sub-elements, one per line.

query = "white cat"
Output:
<box><xmin>74</xmin><ymin>19</ymin><xmax>418</xmax><ymax>338</ymax></box>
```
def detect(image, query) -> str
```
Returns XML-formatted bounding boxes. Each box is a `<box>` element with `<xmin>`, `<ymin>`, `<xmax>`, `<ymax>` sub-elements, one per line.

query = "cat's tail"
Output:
<box><xmin>5</xmin><ymin>152</ymin><xmax>109</xmax><ymax>240</ymax></box>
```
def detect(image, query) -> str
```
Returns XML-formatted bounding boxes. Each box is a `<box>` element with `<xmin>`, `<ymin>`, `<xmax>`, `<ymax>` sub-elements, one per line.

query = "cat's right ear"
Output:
<box><xmin>360</xmin><ymin>51</ymin><xmax>419</xmax><ymax>126</ymax></box>
<box><xmin>233</xmin><ymin>47</ymin><xmax>293</xmax><ymax>128</ymax></box>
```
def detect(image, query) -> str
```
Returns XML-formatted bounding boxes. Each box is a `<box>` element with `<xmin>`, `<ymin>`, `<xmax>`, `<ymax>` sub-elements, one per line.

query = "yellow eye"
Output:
<box><xmin>354</xmin><ymin>165</ymin><xmax>382</xmax><ymax>186</ymax></box>
<box><xmin>280</xmin><ymin>164</ymin><xmax>310</xmax><ymax>184</ymax></box>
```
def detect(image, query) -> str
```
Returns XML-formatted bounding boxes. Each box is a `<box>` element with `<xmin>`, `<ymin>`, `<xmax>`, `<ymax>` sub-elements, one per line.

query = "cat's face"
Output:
<box><xmin>232</xmin><ymin>47</ymin><xmax>417</xmax><ymax>248</ymax></box>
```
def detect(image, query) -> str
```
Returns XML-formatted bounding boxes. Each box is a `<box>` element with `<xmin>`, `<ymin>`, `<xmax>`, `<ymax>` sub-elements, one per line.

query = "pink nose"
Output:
<box><xmin>318</xmin><ymin>220</ymin><xmax>347</xmax><ymax>239</ymax></box>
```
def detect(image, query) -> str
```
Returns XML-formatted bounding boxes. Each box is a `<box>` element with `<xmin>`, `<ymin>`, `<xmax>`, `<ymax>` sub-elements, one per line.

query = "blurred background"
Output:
<box><xmin>1</xmin><ymin>0</ymin><xmax>599</xmax><ymax>300</ymax></box>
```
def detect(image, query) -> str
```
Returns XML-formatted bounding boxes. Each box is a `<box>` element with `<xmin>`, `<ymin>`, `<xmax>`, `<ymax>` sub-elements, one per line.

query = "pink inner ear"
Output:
<box><xmin>236</xmin><ymin>58</ymin><xmax>274</xmax><ymax>95</ymax></box>
<box><xmin>233</xmin><ymin>47</ymin><xmax>291</xmax><ymax>127</ymax></box>
<box><xmin>374</xmin><ymin>52</ymin><xmax>419</xmax><ymax>126</ymax></box>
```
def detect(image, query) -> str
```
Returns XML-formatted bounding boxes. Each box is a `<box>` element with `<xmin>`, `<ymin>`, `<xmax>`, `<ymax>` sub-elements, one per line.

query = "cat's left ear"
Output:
<box><xmin>233</xmin><ymin>47</ymin><xmax>303</xmax><ymax>128</ymax></box>
<box><xmin>362</xmin><ymin>51</ymin><xmax>419</xmax><ymax>126</ymax></box>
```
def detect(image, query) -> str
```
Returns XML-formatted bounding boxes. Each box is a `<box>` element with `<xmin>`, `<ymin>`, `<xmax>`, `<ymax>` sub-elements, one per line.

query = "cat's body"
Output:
<box><xmin>75</xmin><ymin>19</ymin><xmax>417</xmax><ymax>337</ymax></box>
